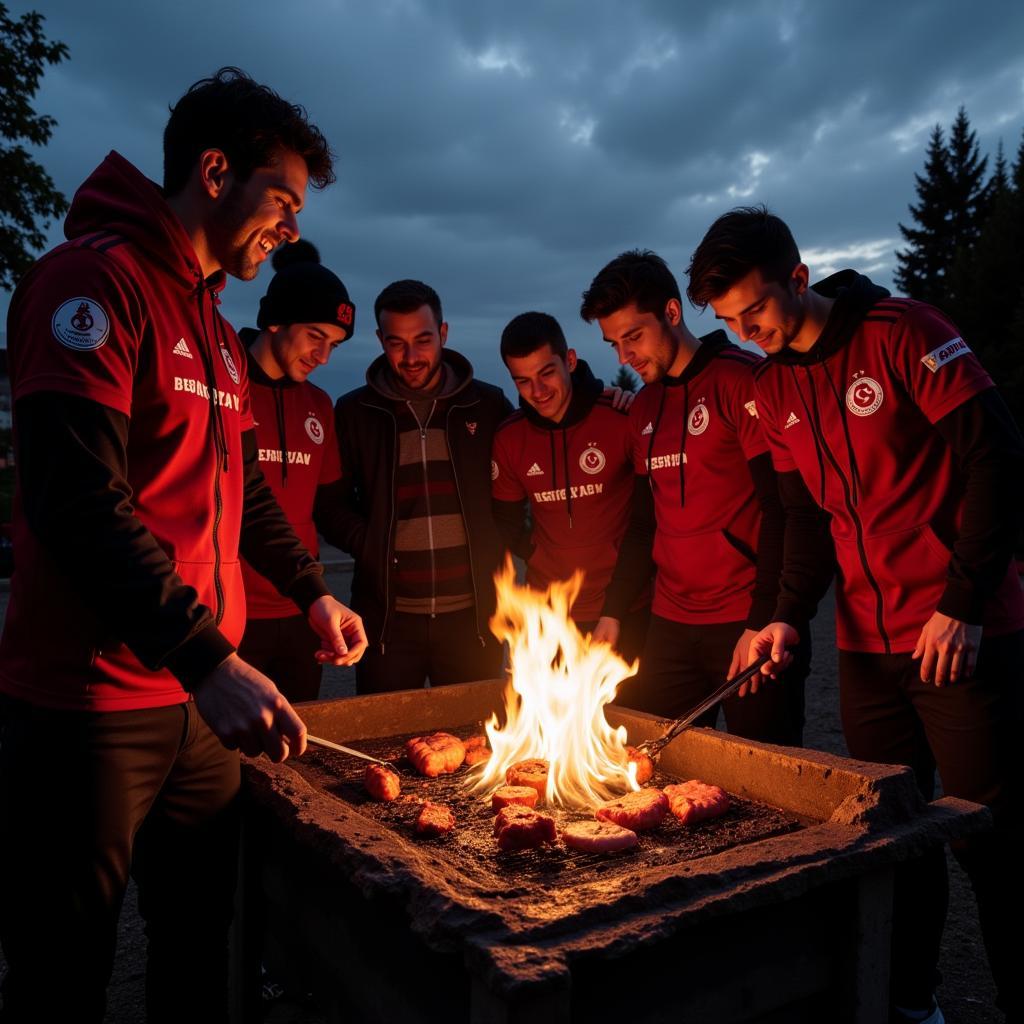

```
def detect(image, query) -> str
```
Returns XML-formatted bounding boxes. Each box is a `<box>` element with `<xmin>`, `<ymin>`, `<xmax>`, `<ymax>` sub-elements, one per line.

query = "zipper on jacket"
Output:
<box><xmin>378</xmin><ymin>410</ymin><xmax>400</xmax><ymax>652</ymax></box>
<box><xmin>410</xmin><ymin>400</ymin><xmax>439</xmax><ymax>616</ymax></box>
<box><xmin>799</xmin><ymin>369</ymin><xmax>890</xmax><ymax>653</ymax></box>
<box><xmin>446</xmin><ymin>400</ymin><xmax>485</xmax><ymax>645</ymax></box>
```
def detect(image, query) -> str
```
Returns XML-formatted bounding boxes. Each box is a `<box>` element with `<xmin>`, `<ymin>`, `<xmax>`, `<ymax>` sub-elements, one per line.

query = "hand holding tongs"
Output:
<box><xmin>306</xmin><ymin>733</ymin><xmax>398</xmax><ymax>771</ymax></box>
<box><xmin>635</xmin><ymin>653</ymin><xmax>773</xmax><ymax>759</ymax></box>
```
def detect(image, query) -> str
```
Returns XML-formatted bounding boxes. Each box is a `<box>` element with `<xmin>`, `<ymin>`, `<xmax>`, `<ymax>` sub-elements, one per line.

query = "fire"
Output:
<box><xmin>469</xmin><ymin>558</ymin><xmax>640</xmax><ymax>808</ymax></box>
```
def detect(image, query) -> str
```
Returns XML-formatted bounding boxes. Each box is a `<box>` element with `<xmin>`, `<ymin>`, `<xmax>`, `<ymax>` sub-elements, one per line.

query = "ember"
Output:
<box><xmin>469</xmin><ymin>558</ymin><xmax>641</xmax><ymax>807</ymax></box>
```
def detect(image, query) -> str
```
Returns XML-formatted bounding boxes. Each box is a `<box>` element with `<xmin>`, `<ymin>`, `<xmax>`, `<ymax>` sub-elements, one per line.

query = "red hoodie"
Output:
<box><xmin>0</xmin><ymin>152</ymin><xmax>255</xmax><ymax>710</ymax></box>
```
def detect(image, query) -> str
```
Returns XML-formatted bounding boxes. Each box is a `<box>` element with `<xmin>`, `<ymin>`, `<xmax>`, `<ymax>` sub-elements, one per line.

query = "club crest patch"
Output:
<box><xmin>688</xmin><ymin>403</ymin><xmax>710</xmax><ymax>435</ymax></box>
<box><xmin>846</xmin><ymin>376</ymin><xmax>884</xmax><ymax>417</ymax></box>
<box><xmin>744</xmin><ymin>400</ymin><xmax>758</xmax><ymax>418</ymax></box>
<box><xmin>920</xmin><ymin>337</ymin><xmax>970</xmax><ymax>373</ymax></box>
<box><xmin>220</xmin><ymin>347</ymin><xmax>240</xmax><ymax>385</ymax></box>
<box><xmin>305</xmin><ymin>415</ymin><xmax>324</xmax><ymax>445</ymax></box>
<box><xmin>579</xmin><ymin>445</ymin><xmax>606</xmax><ymax>475</ymax></box>
<box><xmin>52</xmin><ymin>297</ymin><xmax>109</xmax><ymax>351</ymax></box>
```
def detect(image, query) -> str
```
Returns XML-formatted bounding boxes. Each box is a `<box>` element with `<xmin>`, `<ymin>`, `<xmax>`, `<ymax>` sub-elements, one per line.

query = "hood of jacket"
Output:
<box><xmin>519</xmin><ymin>358</ymin><xmax>604</xmax><ymax>429</ymax></box>
<box><xmin>63</xmin><ymin>150</ymin><xmax>217</xmax><ymax>295</ymax></box>
<box><xmin>773</xmin><ymin>270</ymin><xmax>890</xmax><ymax>366</ymax></box>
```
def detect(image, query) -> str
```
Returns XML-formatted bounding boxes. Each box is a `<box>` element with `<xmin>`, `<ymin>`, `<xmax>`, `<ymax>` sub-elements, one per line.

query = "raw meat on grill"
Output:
<box><xmin>405</xmin><ymin>732</ymin><xmax>466</xmax><ymax>777</ymax></box>
<box><xmin>664</xmin><ymin>781</ymin><xmax>730</xmax><ymax>824</ymax></box>
<box><xmin>562</xmin><ymin>820</ymin><xmax>639</xmax><ymax>853</ymax></box>
<box><xmin>493</xmin><ymin>805</ymin><xmax>557</xmax><ymax>851</ymax></box>
<box><xmin>490</xmin><ymin>785</ymin><xmax>539</xmax><ymax>813</ymax></box>
<box><xmin>626</xmin><ymin>746</ymin><xmax>654</xmax><ymax>785</ymax></box>
<box><xmin>364</xmin><ymin>763</ymin><xmax>401</xmax><ymax>802</ymax></box>
<box><xmin>415</xmin><ymin>802</ymin><xmax>456</xmax><ymax>837</ymax></box>
<box><xmin>464</xmin><ymin>735</ymin><xmax>491</xmax><ymax>766</ymax></box>
<box><xmin>595</xmin><ymin>788</ymin><xmax>669</xmax><ymax>831</ymax></box>
<box><xmin>505</xmin><ymin>758</ymin><xmax>549</xmax><ymax>800</ymax></box>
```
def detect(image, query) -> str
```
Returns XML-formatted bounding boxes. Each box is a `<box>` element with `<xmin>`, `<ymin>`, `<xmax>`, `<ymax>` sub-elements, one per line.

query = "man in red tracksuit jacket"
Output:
<box><xmin>688</xmin><ymin>206</ymin><xmax>1024</xmax><ymax>1024</ymax></box>
<box><xmin>0</xmin><ymin>70</ymin><xmax>366</xmax><ymax>1023</ymax></box>
<box><xmin>491</xmin><ymin>311</ymin><xmax>649</xmax><ymax>660</ymax></box>
<box><xmin>581</xmin><ymin>250</ymin><xmax>808</xmax><ymax>744</ymax></box>
<box><xmin>238</xmin><ymin>241</ymin><xmax>354</xmax><ymax>701</ymax></box>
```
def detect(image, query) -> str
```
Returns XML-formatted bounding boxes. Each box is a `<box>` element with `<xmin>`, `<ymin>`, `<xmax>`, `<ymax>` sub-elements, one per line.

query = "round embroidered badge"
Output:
<box><xmin>51</xmin><ymin>297</ymin><xmax>110</xmax><ymax>351</ymax></box>
<box><xmin>305</xmin><ymin>415</ymin><xmax>325</xmax><ymax>445</ymax></box>
<box><xmin>846</xmin><ymin>377</ymin><xmax>884</xmax><ymax>417</ymax></box>
<box><xmin>688</xmin><ymin>403</ymin><xmax>710</xmax><ymax>435</ymax></box>
<box><xmin>579</xmin><ymin>446</ymin><xmax>606</xmax><ymax>475</ymax></box>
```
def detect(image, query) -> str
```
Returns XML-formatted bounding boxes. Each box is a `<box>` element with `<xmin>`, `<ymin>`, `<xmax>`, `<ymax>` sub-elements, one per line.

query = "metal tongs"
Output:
<box><xmin>635</xmin><ymin>653</ymin><xmax>772</xmax><ymax>759</ymax></box>
<box><xmin>307</xmin><ymin>733</ymin><xmax>397</xmax><ymax>770</ymax></box>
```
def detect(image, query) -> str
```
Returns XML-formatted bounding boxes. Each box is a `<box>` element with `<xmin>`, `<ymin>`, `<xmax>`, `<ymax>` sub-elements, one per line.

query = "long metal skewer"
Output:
<box><xmin>307</xmin><ymin>733</ymin><xmax>397</xmax><ymax>769</ymax></box>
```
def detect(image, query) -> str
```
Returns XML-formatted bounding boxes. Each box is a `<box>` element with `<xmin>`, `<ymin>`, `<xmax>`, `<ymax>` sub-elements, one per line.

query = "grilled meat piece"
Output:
<box><xmin>493</xmin><ymin>805</ymin><xmax>557</xmax><ymax>851</ymax></box>
<box><xmin>405</xmin><ymin>732</ymin><xmax>466</xmax><ymax>777</ymax></box>
<box><xmin>415</xmin><ymin>801</ymin><xmax>456</xmax><ymax>837</ymax></box>
<box><xmin>664</xmin><ymin>781</ymin><xmax>730</xmax><ymax>824</ymax></box>
<box><xmin>562</xmin><ymin>820</ymin><xmax>639</xmax><ymax>853</ymax></box>
<box><xmin>464</xmin><ymin>735</ymin><xmax>491</xmax><ymax>766</ymax></box>
<box><xmin>595</xmin><ymin>788</ymin><xmax>669</xmax><ymax>832</ymax></box>
<box><xmin>490</xmin><ymin>785</ymin><xmax>539</xmax><ymax>813</ymax></box>
<box><xmin>364</xmin><ymin>763</ymin><xmax>401</xmax><ymax>802</ymax></box>
<box><xmin>626</xmin><ymin>746</ymin><xmax>654</xmax><ymax>785</ymax></box>
<box><xmin>505</xmin><ymin>758</ymin><xmax>549</xmax><ymax>800</ymax></box>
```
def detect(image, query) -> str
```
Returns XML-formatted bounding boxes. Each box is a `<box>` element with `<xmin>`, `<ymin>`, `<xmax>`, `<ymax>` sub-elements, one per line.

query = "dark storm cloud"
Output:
<box><xmin>4</xmin><ymin>0</ymin><xmax>1024</xmax><ymax>399</ymax></box>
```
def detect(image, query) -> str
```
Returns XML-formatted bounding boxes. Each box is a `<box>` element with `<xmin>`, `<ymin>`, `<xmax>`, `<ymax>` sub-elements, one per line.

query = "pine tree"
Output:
<box><xmin>895</xmin><ymin>125</ymin><xmax>953</xmax><ymax>304</ymax></box>
<box><xmin>611</xmin><ymin>365</ymin><xmax>640</xmax><ymax>393</ymax></box>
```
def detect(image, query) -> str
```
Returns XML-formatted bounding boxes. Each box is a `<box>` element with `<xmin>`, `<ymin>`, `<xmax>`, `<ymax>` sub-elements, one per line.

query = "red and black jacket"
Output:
<box><xmin>491</xmin><ymin>360</ymin><xmax>642</xmax><ymax>622</ymax></box>
<box><xmin>754</xmin><ymin>271</ymin><xmax>1024</xmax><ymax>653</ymax></box>
<box><xmin>603</xmin><ymin>332</ymin><xmax>785</xmax><ymax>627</ymax></box>
<box><xmin>0</xmin><ymin>152</ymin><xmax>327</xmax><ymax>712</ymax></box>
<box><xmin>238</xmin><ymin>336</ymin><xmax>342</xmax><ymax>618</ymax></box>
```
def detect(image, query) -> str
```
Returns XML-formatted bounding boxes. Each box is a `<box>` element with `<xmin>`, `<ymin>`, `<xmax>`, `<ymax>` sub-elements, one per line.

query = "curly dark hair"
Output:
<box><xmin>686</xmin><ymin>206</ymin><xmax>800</xmax><ymax>310</ymax></box>
<box><xmin>580</xmin><ymin>249</ymin><xmax>681</xmax><ymax>323</ymax></box>
<box><xmin>500</xmin><ymin>312</ymin><xmax>568</xmax><ymax>364</ymax></box>
<box><xmin>373</xmin><ymin>279</ymin><xmax>443</xmax><ymax>327</ymax></box>
<box><xmin>163</xmin><ymin>67</ymin><xmax>335</xmax><ymax>196</ymax></box>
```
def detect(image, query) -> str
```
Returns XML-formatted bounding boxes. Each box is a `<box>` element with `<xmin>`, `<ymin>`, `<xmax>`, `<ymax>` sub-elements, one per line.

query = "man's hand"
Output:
<box><xmin>603</xmin><ymin>386</ymin><xmax>636</xmax><ymax>412</ymax></box>
<box><xmin>728</xmin><ymin>628</ymin><xmax>758</xmax><ymax>695</ymax></box>
<box><xmin>912</xmin><ymin>611</ymin><xmax>981</xmax><ymax>685</ymax></box>
<box><xmin>742</xmin><ymin>622</ymin><xmax>800</xmax><ymax>695</ymax></box>
<box><xmin>193</xmin><ymin>653</ymin><xmax>307</xmax><ymax>763</ymax></box>
<box><xmin>308</xmin><ymin>595</ymin><xmax>368</xmax><ymax>666</ymax></box>
<box><xmin>592</xmin><ymin>616</ymin><xmax>621</xmax><ymax>648</ymax></box>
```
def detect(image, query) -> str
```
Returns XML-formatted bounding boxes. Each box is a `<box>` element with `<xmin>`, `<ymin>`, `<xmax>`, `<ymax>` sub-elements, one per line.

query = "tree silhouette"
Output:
<box><xmin>0</xmin><ymin>3</ymin><xmax>69</xmax><ymax>291</ymax></box>
<box><xmin>611</xmin><ymin>365</ymin><xmax>640</xmax><ymax>393</ymax></box>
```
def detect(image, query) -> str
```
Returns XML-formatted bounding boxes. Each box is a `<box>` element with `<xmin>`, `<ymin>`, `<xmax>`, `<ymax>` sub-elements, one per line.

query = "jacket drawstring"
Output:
<box><xmin>646</xmin><ymin>386</ymin><xmax>668</xmax><ymax>495</ymax></box>
<box><xmin>820</xmin><ymin>361</ymin><xmax>863</xmax><ymax>506</ymax></box>
<box><xmin>678</xmin><ymin>380</ymin><xmax>690</xmax><ymax>508</ymax></box>
<box><xmin>194</xmin><ymin>286</ymin><xmax>229</xmax><ymax>472</ymax></box>
<box><xmin>561</xmin><ymin>428</ymin><xmax>573</xmax><ymax>528</ymax></box>
<box><xmin>792</xmin><ymin>366</ymin><xmax>827</xmax><ymax>507</ymax></box>
<box><xmin>273</xmin><ymin>387</ymin><xmax>289</xmax><ymax>485</ymax></box>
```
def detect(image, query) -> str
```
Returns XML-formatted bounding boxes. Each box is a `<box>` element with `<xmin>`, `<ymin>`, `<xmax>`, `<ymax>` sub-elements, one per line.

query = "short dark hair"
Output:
<box><xmin>686</xmin><ymin>206</ymin><xmax>801</xmax><ymax>310</ymax></box>
<box><xmin>580</xmin><ymin>249</ymin><xmax>681</xmax><ymax>323</ymax></box>
<box><xmin>500</xmin><ymin>312</ymin><xmax>568</xmax><ymax>365</ymax></box>
<box><xmin>163</xmin><ymin>67</ymin><xmax>335</xmax><ymax>197</ymax></box>
<box><xmin>374</xmin><ymin>279</ymin><xmax>443</xmax><ymax>327</ymax></box>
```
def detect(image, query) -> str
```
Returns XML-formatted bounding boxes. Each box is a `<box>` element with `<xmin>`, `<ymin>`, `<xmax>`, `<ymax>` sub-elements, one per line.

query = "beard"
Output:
<box><xmin>206</xmin><ymin>187</ymin><xmax>265</xmax><ymax>281</ymax></box>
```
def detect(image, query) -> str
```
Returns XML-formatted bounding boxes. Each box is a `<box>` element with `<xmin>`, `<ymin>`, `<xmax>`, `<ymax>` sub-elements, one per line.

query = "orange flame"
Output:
<box><xmin>469</xmin><ymin>558</ymin><xmax>640</xmax><ymax>808</ymax></box>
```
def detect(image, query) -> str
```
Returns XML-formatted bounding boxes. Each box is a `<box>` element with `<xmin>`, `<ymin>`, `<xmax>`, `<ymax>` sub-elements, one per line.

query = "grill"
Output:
<box><xmin>232</xmin><ymin>678</ymin><xmax>988</xmax><ymax>1024</ymax></box>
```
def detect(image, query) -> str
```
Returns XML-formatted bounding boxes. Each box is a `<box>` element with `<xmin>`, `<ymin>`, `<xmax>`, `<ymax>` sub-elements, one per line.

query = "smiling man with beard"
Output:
<box><xmin>328</xmin><ymin>279</ymin><xmax>512</xmax><ymax>693</ymax></box>
<box><xmin>0</xmin><ymin>68</ymin><xmax>367</xmax><ymax>1023</ymax></box>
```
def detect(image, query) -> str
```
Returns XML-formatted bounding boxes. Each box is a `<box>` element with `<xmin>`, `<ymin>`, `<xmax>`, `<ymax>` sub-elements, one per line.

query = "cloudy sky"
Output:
<box><xmin>4</xmin><ymin>0</ymin><xmax>1024</xmax><ymax>400</ymax></box>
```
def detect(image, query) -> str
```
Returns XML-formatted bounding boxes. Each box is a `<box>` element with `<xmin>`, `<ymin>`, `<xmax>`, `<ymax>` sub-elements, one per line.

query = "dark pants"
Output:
<box><xmin>238</xmin><ymin>612</ymin><xmax>322</xmax><ymax>703</ymax></box>
<box><xmin>578</xmin><ymin>605</ymin><xmax>651</xmax><ymax>665</ymax></box>
<box><xmin>839</xmin><ymin>630</ymin><xmax>1023</xmax><ymax>1014</ymax></box>
<box><xmin>618</xmin><ymin>614</ymin><xmax>808</xmax><ymax>746</ymax></box>
<box><xmin>0</xmin><ymin>697</ymin><xmax>240</xmax><ymax>1024</ymax></box>
<box><xmin>355</xmin><ymin>607</ymin><xmax>504</xmax><ymax>695</ymax></box>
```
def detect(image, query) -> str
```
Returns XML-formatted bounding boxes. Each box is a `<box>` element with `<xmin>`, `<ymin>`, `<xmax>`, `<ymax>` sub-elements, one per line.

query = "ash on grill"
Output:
<box><xmin>295</xmin><ymin>726</ymin><xmax>803</xmax><ymax>888</ymax></box>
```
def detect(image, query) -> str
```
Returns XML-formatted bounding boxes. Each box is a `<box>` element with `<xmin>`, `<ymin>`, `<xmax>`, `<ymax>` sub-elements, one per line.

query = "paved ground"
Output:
<box><xmin>0</xmin><ymin>564</ymin><xmax>1003</xmax><ymax>1022</ymax></box>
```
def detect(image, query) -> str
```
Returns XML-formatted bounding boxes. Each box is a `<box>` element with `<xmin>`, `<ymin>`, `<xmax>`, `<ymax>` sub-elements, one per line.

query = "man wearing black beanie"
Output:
<box><xmin>237</xmin><ymin>240</ymin><xmax>356</xmax><ymax>700</ymax></box>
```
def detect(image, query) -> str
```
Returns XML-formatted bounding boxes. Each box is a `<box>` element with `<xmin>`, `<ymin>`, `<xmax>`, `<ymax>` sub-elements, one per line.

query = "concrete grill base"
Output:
<box><xmin>231</xmin><ymin>679</ymin><xmax>988</xmax><ymax>1024</ymax></box>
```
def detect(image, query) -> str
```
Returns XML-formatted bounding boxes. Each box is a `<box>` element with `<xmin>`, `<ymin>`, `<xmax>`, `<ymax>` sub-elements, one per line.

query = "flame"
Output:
<box><xmin>469</xmin><ymin>558</ymin><xmax>640</xmax><ymax>808</ymax></box>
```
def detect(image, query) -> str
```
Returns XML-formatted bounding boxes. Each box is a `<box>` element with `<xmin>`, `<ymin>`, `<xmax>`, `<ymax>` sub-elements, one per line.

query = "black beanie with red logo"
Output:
<box><xmin>257</xmin><ymin>239</ymin><xmax>356</xmax><ymax>340</ymax></box>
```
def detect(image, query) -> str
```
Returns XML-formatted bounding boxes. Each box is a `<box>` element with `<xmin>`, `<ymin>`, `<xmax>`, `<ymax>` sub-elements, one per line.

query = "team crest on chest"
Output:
<box><xmin>579</xmin><ymin>445</ymin><xmax>606</xmax><ymax>475</ymax></box>
<box><xmin>220</xmin><ymin>347</ymin><xmax>240</xmax><ymax>385</ymax></box>
<box><xmin>52</xmin><ymin>297</ymin><xmax>110</xmax><ymax>351</ymax></box>
<box><xmin>305</xmin><ymin>415</ymin><xmax>325</xmax><ymax>445</ymax></box>
<box><xmin>846</xmin><ymin>374</ymin><xmax>884</xmax><ymax>417</ymax></box>
<box><xmin>687</xmin><ymin>402</ymin><xmax>710</xmax><ymax>436</ymax></box>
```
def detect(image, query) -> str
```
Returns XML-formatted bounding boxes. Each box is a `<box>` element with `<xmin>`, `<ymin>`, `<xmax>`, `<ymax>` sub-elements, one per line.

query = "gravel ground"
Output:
<box><xmin>0</xmin><ymin>565</ymin><xmax>1004</xmax><ymax>1022</ymax></box>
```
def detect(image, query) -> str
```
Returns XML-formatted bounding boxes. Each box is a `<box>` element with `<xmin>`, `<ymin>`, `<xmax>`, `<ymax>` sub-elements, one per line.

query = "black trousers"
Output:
<box><xmin>578</xmin><ymin>605</ymin><xmax>651</xmax><ymax>665</ymax></box>
<box><xmin>0</xmin><ymin>696</ymin><xmax>240</xmax><ymax>1024</ymax></box>
<box><xmin>355</xmin><ymin>607</ymin><xmax>504</xmax><ymax>695</ymax></box>
<box><xmin>839</xmin><ymin>630</ymin><xmax>1023</xmax><ymax>1014</ymax></box>
<box><xmin>238</xmin><ymin>613</ymin><xmax>323</xmax><ymax>703</ymax></box>
<box><xmin>617</xmin><ymin>614</ymin><xmax>808</xmax><ymax>746</ymax></box>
